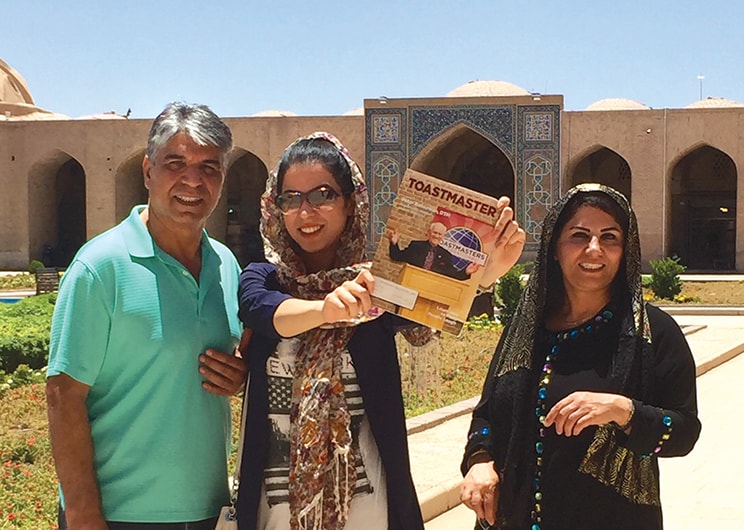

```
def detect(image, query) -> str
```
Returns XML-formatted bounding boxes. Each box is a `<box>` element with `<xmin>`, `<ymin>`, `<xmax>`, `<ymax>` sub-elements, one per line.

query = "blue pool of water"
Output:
<box><xmin>0</xmin><ymin>298</ymin><xmax>21</xmax><ymax>304</ymax></box>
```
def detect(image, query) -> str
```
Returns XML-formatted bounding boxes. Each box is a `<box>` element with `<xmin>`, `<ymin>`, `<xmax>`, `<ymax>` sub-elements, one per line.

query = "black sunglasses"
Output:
<box><xmin>275</xmin><ymin>185</ymin><xmax>342</xmax><ymax>213</ymax></box>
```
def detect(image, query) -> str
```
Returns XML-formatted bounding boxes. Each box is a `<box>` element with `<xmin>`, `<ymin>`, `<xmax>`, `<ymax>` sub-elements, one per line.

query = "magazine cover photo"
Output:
<box><xmin>370</xmin><ymin>169</ymin><xmax>505</xmax><ymax>334</ymax></box>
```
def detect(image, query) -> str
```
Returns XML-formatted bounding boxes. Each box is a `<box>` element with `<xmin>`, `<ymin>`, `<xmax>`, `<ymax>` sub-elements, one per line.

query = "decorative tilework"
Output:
<box><xmin>367</xmin><ymin>150</ymin><xmax>406</xmax><ymax>253</ymax></box>
<box><xmin>364</xmin><ymin>103</ymin><xmax>562</xmax><ymax>256</ymax></box>
<box><xmin>524</xmin><ymin>112</ymin><xmax>553</xmax><ymax>141</ymax></box>
<box><xmin>523</xmin><ymin>152</ymin><xmax>555</xmax><ymax>244</ymax></box>
<box><xmin>517</xmin><ymin>106</ymin><xmax>562</xmax><ymax>251</ymax></box>
<box><xmin>409</xmin><ymin>106</ymin><xmax>514</xmax><ymax>163</ymax></box>
<box><xmin>372</xmin><ymin>155</ymin><xmax>401</xmax><ymax>236</ymax></box>
<box><xmin>372</xmin><ymin>115</ymin><xmax>400</xmax><ymax>144</ymax></box>
<box><xmin>365</xmin><ymin>108</ymin><xmax>407</xmax><ymax>257</ymax></box>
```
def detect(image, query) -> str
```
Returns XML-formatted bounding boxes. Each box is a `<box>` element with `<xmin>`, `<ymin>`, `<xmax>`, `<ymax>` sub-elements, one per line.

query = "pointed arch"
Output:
<box><xmin>28</xmin><ymin>150</ymin><xmax>86</xmax><ymax>267</ymax></box>
<box><xmin>209</xmin><ymin>148</ymin><xmax>269</xmax><ymax>265</ymax></box>
<box><xmin>566</xmin><ymin>145</ymin><xmax>631</xmax><ymax>201</ymax></box>
<box><xmin>410</xmin><ymin>123</ymin><xmax>515</xmax><ymax>200</ymax></box>
<box><xmin>115</xmin><ymin>149</ymin><xmax>147</xmax><ymax>222</ymax></box>
<box><xmin>669</xmin><ymin>144</ymin><xmax>737</xmax><ymax>270</ymax></box>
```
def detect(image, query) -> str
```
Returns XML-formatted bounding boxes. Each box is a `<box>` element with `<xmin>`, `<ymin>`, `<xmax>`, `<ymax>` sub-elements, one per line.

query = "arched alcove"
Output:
<box><xmin>410</xmin><ymin>125</ymin><xmax>514</xmax><ymax>317</ymax></box>
<box><xmin>210</xmin><ymin>149</ymin><xmax>269</xmax><ymax>265</ymax></box>
<box><xmin>115</xmin><ymin>150</ymin><xmax>147</xmax><ymax>221</ymax></box>
<box><xmin>568</xmin><ymin>146</ymin><xmax>632</xmax><ymax>201</ymax></box>
<box><xmin>28</xmin><ymin>151</ymin><xmax>86</xmax><ymax>267</ymax></box>
<box><xmin>669</xmin><ymin>145</ymin><xmax>737</xmax><ymax>270</ymax></box>
<box><xmin>410</xmin><ymin>125</ymin><xmax>514</xmax><ymax>200</ymax></box>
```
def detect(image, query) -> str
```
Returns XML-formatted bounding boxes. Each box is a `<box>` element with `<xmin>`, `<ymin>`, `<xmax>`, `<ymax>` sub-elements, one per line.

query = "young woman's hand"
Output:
<box><xmin>322</xmin><ymin>269</ymin><xmax>375</xmax><ymax>323</ymax></box>
<box><xmin>480</xmin><ymin>196</ymin><xmax>526</xmax><ymax>287</ymax></box>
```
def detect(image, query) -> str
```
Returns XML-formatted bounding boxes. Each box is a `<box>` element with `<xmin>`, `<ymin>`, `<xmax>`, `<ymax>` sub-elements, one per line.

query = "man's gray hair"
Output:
<box><xmin>146</xmin><ymin>102</ymin><xmax>233</xmax><ymax>161</ymax></box>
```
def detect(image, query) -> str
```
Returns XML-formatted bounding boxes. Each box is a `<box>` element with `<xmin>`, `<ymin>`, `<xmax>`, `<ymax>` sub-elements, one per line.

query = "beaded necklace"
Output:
<box><xmin>530</xmin><ymin>308</ymin><xmax>614</xmax><ymax>530</ymax></box>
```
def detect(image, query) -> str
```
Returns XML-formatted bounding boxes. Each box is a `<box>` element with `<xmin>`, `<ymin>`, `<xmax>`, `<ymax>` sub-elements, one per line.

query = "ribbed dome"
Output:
<box><xmin>685</xmin><ymin>97</ymin><xmax>744</xmax><ymax>109</ymax></box>
<box><xmin>446</xmin><ymin>80</ymin><xmax>530</xmax><ymax>97</ymax></box>
<box><xmin>251</xmin><ymin>110</ymin><xmax>298</xmax><ymax>117</ymax></box>
<box><xmin>585</xmin><ymin>98</ymin><xmax>650</xmax><ymax>111</ymax></box>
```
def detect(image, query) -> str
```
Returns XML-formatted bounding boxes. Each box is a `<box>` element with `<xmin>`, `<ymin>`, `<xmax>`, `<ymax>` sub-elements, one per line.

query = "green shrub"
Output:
<box><xmin>649</xmin><ymin>257</ymin><xmax>685</xmax><ymax>300</ymax></box>
<box><xmin>0</xmin><ymin>294</ymin><xmax>55</xmax><ymax>373</ymax></box>
<box><xmin>495</xmin><ymin>262</ymin><xmax>529</xmax><ymax>325</ymax></box>
<box><xmin>27</xmin><ymin>260</ymin><xmax>45</xmax><ymax>274</ymax></box>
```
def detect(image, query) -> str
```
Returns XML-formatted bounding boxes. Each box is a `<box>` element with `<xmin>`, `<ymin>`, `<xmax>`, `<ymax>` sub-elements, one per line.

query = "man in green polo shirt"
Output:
<box><xmin>46</xmin><ymin>102</ymin><xmax>247</xmax><ymax>530</ymax></box>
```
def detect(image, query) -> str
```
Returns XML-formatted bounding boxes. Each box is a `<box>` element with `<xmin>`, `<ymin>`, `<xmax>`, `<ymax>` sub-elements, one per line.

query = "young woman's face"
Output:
<box><xmin>554</xmin><ymin>205</ymin><xmax>625</xmax><ymax>300</ymax></box>
<box><xmin>280</xmin><ymin>161</ymin><xmax>352</xmax><ymax>271</ymax></box>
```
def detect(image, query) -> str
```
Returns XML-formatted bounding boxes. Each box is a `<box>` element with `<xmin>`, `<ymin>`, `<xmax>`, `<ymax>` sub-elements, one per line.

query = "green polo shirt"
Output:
<box><xmin>48</xmin><ymin>206</ymin><xmax>242</xmax><ymax>522</ymax></box>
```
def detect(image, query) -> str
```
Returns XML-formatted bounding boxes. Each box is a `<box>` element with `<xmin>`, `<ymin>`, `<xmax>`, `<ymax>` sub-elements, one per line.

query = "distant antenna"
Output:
<box><xmin>697</xmin><ymin>75</ymin><xmax>704</xmax><ymax>100</ymax></box>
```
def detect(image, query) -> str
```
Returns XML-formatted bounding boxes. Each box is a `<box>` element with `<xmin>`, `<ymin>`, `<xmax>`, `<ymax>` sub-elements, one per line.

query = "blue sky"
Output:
<box><xmin>3</xmin><ymin>0</ymin><xmax>743</xmax><ymax>119</ymax></box>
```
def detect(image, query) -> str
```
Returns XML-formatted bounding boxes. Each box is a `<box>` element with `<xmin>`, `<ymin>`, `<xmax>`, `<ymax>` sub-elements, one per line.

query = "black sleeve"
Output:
<box><xmin>460</xmin><ymin>326</ymin><xmax>509</xmax><ymax>475</ymax></box>
<box><xmin>389</xmin><ymin>240</ymin><xmax>406</xmax><ymax>262</ymax></box>
<box><xmin>621</xmin><ymin>304</ymin><xmax>702</xmax><ymax>457</ymax></box>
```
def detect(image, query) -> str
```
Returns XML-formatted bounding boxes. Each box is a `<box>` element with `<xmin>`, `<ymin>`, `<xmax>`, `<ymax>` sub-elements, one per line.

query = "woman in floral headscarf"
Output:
<box><xmin>235</xmin><ymin>132</ymin><xmax>524</xmax><ymax>530</ymax></box>
<box><xmin>460</xmin><ymin>184</ymin><xmax>701</xmax><ymax>529</ymax></box>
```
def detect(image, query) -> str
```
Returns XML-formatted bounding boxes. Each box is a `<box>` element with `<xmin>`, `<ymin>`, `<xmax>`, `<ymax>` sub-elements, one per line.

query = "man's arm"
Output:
<box><xmin>47</xmin><ymin>374</ymin><xmax>108</xmax><ymax>530</ymax></box>
<box><xmin>386</xmin><ymin>228</ymin><xmax>409</xmax><ymax>262</ymax></box>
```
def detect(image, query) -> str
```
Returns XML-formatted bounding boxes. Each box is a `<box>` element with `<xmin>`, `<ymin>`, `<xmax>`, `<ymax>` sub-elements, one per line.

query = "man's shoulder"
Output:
<box><xmin>72</xmin><ymin>222</ymin><xmax>131</xmax><ymax>269</ymax></box>
<box><xmin>408</xmin><ymin>239</ymin><xmax>429</xmax><ymax>249</ymax></box>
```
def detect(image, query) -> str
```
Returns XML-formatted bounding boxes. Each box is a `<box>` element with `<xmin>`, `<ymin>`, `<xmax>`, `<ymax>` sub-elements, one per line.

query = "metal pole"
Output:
<box><xmin>697</xmin><ymin>75</ymin><xmax>704</xmax><ymax>100</ymax></box>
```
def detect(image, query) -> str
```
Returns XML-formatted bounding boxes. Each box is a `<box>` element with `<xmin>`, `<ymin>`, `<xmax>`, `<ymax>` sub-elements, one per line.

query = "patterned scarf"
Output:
<box><xmin>494</xmin><ymin>183</ymin><xmax>660</xmax><ymax>505</ymax></box>
<box><xmin>261</xmin><ymin>132</ymin><xmax>370</xmax><ymax>530</ymax></box>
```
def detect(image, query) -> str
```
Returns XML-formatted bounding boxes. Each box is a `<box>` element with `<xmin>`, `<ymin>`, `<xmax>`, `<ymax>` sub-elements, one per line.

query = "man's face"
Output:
<box><xmin>427</xmin><ymin>225</ymin><xmax>446</xmax><ymax>246</ymax></box>
<box><xmin>142</xmin><ymin>132</ymin><xmax>225</xmax><ymax>233</ymax></box>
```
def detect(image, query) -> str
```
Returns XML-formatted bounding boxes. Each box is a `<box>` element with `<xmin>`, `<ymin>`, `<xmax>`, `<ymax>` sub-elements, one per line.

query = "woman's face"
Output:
<box><xmin>554</xmin><ymin>205</ymin><xmax>625</xmax><ymax>300</ymax></box>
<box><xmin>280</xmin><ymin>161</ymin><xmax>352</xmax><ymax>271</ymax></box>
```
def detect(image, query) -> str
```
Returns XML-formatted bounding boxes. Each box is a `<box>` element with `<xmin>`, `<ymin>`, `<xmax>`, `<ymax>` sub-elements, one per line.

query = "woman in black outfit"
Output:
<box><xmin>460</xmin><ymin>183</ymin><xmax>701</xmax><ymax>530</ymax></box>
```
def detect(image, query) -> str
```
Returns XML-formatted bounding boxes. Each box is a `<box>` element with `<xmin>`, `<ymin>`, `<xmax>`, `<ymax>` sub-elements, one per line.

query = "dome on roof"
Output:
<box><xmin>446</xmin><ymin>80</ymin><xmax>530</xmax><ymax>97</ymax></box>
<box><xmin>343</xmin><ymin>107</ymin><xmax>364</xmax><ymax>116</ymax></box>
<box><xmin>685</xmin><ymin>97</ymin><xmax>744</xmax><ymax>109</ymax></box>
<box><xmin>0</xmin><ymin>58</ymin><xmax>34</xmax><ymax>105</ymax></box>
<box><xmin>585</xmin><ymin>98</ymin><xmax>650</xmax><ymax>111</ymax></box>
<box><xmin>251</xmin><ymin>109</ymin><xmax>298</xmax><ymax>117</ymax></box>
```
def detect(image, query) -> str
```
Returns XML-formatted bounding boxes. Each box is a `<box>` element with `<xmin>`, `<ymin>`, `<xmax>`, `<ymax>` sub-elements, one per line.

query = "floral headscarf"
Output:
<box><xmin>494</xmin><ymin>183</ymin><xmax>659</xmax><ymax>505</ymax></box>
<box><xmin>261</xmin><ymin>132</ymin><xmax>369</xmax><ymax>530</ymax></box>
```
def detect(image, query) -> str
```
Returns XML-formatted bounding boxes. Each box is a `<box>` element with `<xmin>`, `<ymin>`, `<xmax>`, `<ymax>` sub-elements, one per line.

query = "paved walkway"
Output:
<box><xmin>413</xmin><ymin>312</ymin><xmax>744</xmax><ymax>528</ymax></box>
